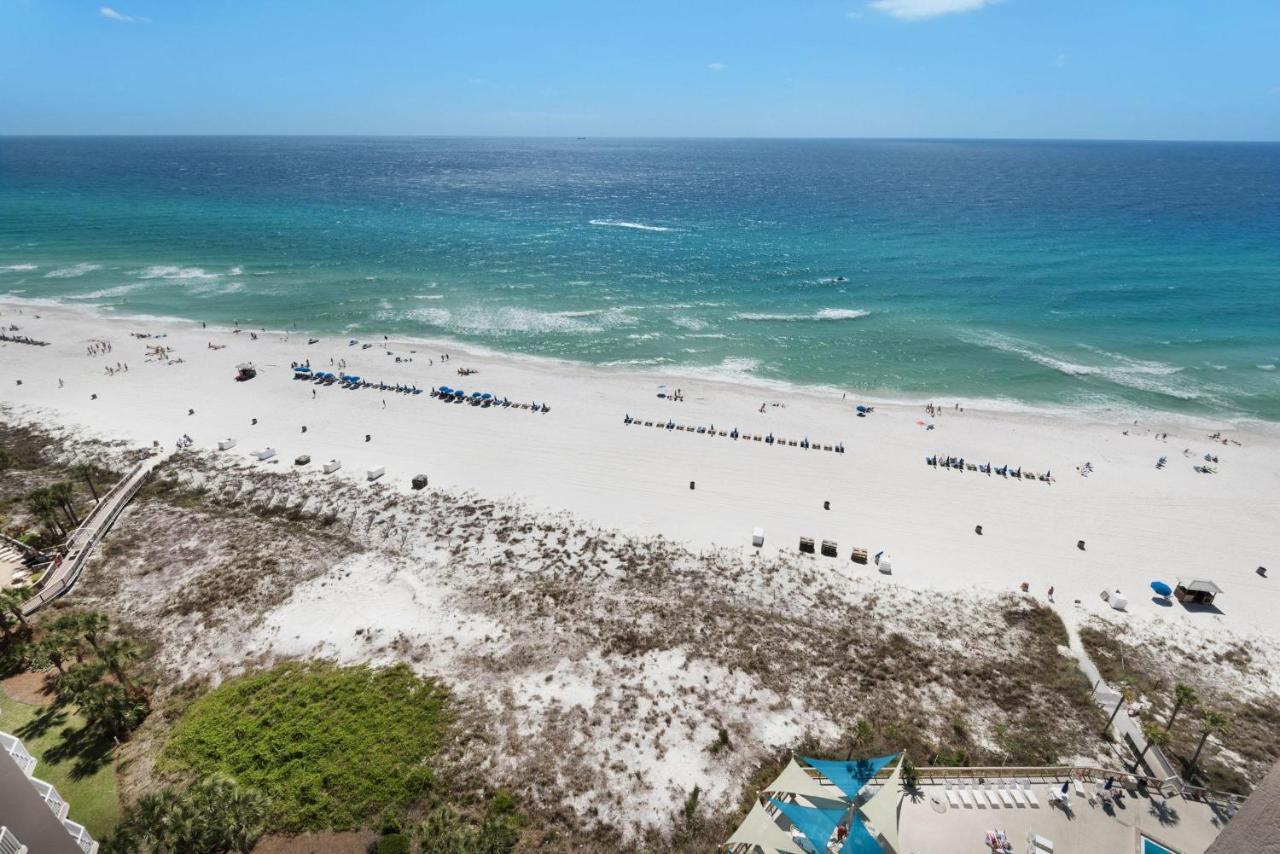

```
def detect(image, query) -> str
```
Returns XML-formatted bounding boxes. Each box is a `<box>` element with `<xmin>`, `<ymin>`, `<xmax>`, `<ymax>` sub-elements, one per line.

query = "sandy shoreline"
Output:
<box><xmin>3</xmin><ymin>297</ymin><xmax>1279</xmax><ymax>647</ymax></box>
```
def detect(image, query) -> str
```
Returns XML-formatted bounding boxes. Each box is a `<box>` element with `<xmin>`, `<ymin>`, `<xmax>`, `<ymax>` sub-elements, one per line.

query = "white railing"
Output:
<box><xmin>0</xmin><ymin>826</ymin><xmax>27</xmax><ymax>854</ymax></box>
<box><xmin>29</xmin><ymin>776</ymin><xmax>70</xmax><ymax>821</ymax></box>
<box><xmin>62</xmin><ymin>819</ymin><xmax>97</xmax><ymax>854</ymax></box>
<box><xmin>0</xmin><ymin>732</ymin><xmax>36</xmax><ymax>777</ymax></box>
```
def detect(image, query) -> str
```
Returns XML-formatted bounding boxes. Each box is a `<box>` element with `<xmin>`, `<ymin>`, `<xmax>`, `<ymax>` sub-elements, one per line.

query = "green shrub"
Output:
<box><xmin>377</xmin><ymin>833</ymin><xmax>411</xmax><ymax>854</ymax></box>
<box><xmin>162</xmin><ymin>662</ymin><xmax>450</xmax><ymax>832</ymax></box>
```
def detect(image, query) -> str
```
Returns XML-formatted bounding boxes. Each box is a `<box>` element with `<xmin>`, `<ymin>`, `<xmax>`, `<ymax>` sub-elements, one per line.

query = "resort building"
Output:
<box><xmin>0</xmin><ymin>729</ymin><xmax>98</xmax><ymax>854</ymax></box>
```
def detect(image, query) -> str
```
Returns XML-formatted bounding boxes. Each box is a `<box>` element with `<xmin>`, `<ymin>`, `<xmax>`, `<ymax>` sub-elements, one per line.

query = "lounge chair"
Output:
<box><xmin>1010</xmin><ymin>787</ymin><xmax>1027</xmax><ymax>807</ymax></box>
<box><xmin>999</xmin><ymin>788</ymin><xmax>1016</xmax><ymax>807</ymax></box>
<box><xmin>958</xmin><ymin>789</ymin><xmax>974</xmax><ymax>808</ymax></box>
<box><xmin>1023</xmin><ymin>785</ymin><xmax>1040</xmax><ymax>807</ymax></box>
<box><xmin>946</xmin><ymin>789</ymin><xmax>962</xmax><ymax>809</ymax></box>
<box><xmin>972</xmin><ymin>787</ymin><xmax>990</xmax><ymax>807</ymax></box>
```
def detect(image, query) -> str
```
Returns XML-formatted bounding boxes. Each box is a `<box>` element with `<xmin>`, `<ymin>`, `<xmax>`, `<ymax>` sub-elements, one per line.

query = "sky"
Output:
<box><xmin>1</xmin><ymin>0</ymin><xmax>1278</xmax><ymax>139</ymax></box>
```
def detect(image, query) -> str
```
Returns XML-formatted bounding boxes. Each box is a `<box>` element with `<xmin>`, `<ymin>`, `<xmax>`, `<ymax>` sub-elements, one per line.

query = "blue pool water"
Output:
<box><xmin>3</xmin><ymin>137</ymin><xmax>1279</xmax><ymax>421</ymax></box>
<box><xmin>1142</xmin><ymin>837</ymin><xmax>1178</xmax><ymax>854</ymax></box>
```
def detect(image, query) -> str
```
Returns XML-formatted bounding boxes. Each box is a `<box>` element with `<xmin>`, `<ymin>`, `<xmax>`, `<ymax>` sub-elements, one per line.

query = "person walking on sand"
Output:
<box><xmin>58</xmin><ymin>378</ymin><xmax>64</xmax><ymax>388</ymax></box>
<box><xmin>1048</xmin><ymin>585</ymin><xmax>1055</xmax><ymax>602</ymax></box>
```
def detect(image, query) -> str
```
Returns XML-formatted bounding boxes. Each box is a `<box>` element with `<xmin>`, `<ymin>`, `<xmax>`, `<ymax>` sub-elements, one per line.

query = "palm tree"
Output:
<box><xmin>77</xmin><ymin>611</ymin><xmax>111</xmax><ymax>655</ymax></box>
<box><xmin>0</xmin><ymin>586</ymin><xmax>32</xmax><ymax>633</ymax></box>
<box><xmin>1188</xmin><ymin>711</ymin><xmax>1230</xmax><ymax>779</ymax></box>
<box><xmin>1165</xmin><ymin>683</ymin><xmax>1198</xmax><ymax>732</ymax></box>
<box><xmin>846</xmin><ymin>718</ymin><xmax>874</xmax><ymax>759</ymax></box>
<box><xmin>38</xmin><ymin>629</ymin><xmax>78</xmax><ymax>674</ymax></box>
<box><xmin>26</xmin><ymin>489</ymin><xmax>65</xmax><ymax>538</ymax></box>
<box><xmin>1103</xmin><ymin>686</ymin><xmax>1136</xmax><ymax>735</ymax></box>
<box><xmin>99</xmin><ymin>637</ymin><xmax>143</xmax><ymax>695</ymax></box>
<box><xmin>47</xmin><ymin>481</ymin><xmax>80</xmax><ymax>528</ymax></box>
<box><xmin>1132</xmin><ymin>721</ymin><xmax>1172</xmax><ymax>772</ymax></box>
<box><xmin>73</xmin><ymin>463</ymin><xmax>100</xmax><ymax>502</ymax></box>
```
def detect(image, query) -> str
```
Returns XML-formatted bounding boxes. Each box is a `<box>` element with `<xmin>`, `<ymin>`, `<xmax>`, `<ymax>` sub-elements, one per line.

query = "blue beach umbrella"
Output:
<box><xmin>1151</xmin><ymin>580</ymin><xmax>1173</xmax><ymax>597</ymax></box>
<box><xmin>481</xmin><ymin>392</ymin><xmax>492</xmax><ymax>400</ymax></box>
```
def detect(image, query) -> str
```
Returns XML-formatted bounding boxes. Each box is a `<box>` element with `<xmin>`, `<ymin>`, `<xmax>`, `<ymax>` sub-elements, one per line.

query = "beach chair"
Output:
<box><xmin>1022</xmin><ymin>785</ymin><xmax>1039</xmax><ymax>807</ymax></box>
<box><xmin>958</xmin><ymin>788</ymin><xmax>974</xmax><ymax>808</ymax></box>
<box><xmin>999</xmin><ymin>788</ymin><xmax>1015</xmax><ymax>807</ymax></box>
<box><xmin>1010</xmin><ymin>787</ymin><xmax>1027</xmax><ymax>807</ymax></box>
<box><xmin>820</xmin><ymin>540</ymin><xmax>838</xmax><ymax>557</ymax></box>
<box><xmin>975</xmin><ymin>787</ymin><xmax>993</xmax><ymax>807</ymax></box>
<box><xmin>718</xmin><ymin>430</ymin><xmax>727</xmax><ymax>436</ymax></box>
<box><xmin>1074</xmin><ymin>780</ymin><xmax>1093</xmax><ymax>805</ymax></box>
<box><xmin>799</xmin><ymin>537</ymin><xmax>815</xmax><ymax>554</ymax></box>
<box><xmin>788</xmin><ymin>440</ymin><xmax>798</xmax><ymax>447</ymax></box>
<box><xmin>851</xmin><ymin>548</ymin><xmax>868</xmax><ymax>565</ymax></box>
<box><xmin>946</xmin><ymin>789</ymin><xmax>961</xmax><ymax>809</ymax></box>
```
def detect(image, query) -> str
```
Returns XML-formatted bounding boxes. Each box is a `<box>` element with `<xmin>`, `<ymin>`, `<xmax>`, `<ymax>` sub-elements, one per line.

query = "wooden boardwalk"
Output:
<box><xmin>20</xmin><ymin>453</ymin><xmax>168</xmax><ymax>617</ymax></box>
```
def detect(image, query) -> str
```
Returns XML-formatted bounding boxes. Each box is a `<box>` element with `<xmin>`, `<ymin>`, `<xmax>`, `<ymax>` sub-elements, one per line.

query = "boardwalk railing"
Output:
<box><xmin>20</xmin><ymin>455</ymin><xmax>161</xmax><ymax>617</ymax></box>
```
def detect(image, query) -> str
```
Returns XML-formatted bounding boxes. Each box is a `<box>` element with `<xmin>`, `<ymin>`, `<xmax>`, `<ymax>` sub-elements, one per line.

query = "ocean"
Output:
<box><xmin>2</xmin><ymin>136</ymin><xmax>1278</xmax><ymax>420</ymax></box>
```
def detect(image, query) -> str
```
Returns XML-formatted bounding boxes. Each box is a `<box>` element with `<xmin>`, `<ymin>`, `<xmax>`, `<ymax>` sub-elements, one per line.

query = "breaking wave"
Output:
<box><xmin>1</xmin><ymin>264</ymin><xmax>38</xmax><ymax>272</ymax></box>
<box><xmin>735</xmin><ymin>308</ymin><xmax>870</xmax><ymax>322</ymax></box>
<box><xmin>135</xmin><ymin>265</ymin><xmax>221</xmax><ymax>281</ymax></box>
<box><xmin>589</xmin><ymin>219</ymin><xmax>675</xmax><ymax>233</ymax></box>
<box><xmin>44</xmin><ymin>263</ymin><xmax>101</xmax><ymax>279</ymax></box>
<box><xmin>962</xmin><ymin>331</ymin><xmax>1204</xmax><ymax>401</ymax></box>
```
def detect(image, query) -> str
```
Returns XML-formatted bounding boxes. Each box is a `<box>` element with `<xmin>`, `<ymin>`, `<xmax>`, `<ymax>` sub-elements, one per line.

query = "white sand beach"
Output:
<box><xmin>3</xmin><ymin>299</ymin><xmax>1277</xmax><ymax>647</ymax></box>
<box><xmin>5</xmin><ymin>298</ymin><xmax>1280</xmax><ymax>841</ymax></box>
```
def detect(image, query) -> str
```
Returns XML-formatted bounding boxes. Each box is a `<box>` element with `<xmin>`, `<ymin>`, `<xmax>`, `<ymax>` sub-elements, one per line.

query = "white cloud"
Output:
<box><xmin>868</xmin><ymin>0</ymin><xmax>1000</xmax><ymax>21</ymax></box>
<box><xmin>707</xmin><ymin>62</ymin><xmax>726</xmax><ymax>71</ymax></box>
<box><xmin>100</xmin><ymin>7</ymin><xmax>149</xmax><ymax>23</ymax></box>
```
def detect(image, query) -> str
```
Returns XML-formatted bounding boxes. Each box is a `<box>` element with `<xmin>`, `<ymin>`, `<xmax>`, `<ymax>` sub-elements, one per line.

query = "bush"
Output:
<box><xmin>103</xmin><ymin>776</ymin><xmax>268</xmax><ymax>854</ymax></box>
<box><xmin>162</xmin><ymin>662</ymin><xmax>450</xmax><ymax>832</ymax></box>
<box><xmin>377</xmin><ymin>834</ymin><xmax>411</xmax><ymax>854</ymax></box>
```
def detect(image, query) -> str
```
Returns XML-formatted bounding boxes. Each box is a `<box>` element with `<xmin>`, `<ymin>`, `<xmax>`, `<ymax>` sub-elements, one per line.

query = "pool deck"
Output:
<box><xmin>898</xmin><ymin>782</ymin><xmax>1228</xmax><ymax>853</ymax></box>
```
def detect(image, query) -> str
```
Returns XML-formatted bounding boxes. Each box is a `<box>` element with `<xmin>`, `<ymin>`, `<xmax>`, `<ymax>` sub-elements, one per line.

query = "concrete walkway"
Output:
<box><xmin>20</xmin><ymin>452</ymin><xmax>168</xmax><ymax>616</ymax></box>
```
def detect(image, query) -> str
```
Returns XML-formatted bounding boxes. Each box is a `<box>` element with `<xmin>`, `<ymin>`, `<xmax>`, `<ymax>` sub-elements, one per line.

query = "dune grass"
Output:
<box><xmin>0</xmin><ymin>689</ymin><xmax>121</xmax><ymax>839</ymax></box>
<box><xmin>161</xmin><ymin>662</ymin><xmax>451</xmax><ymax>832</ymax></box>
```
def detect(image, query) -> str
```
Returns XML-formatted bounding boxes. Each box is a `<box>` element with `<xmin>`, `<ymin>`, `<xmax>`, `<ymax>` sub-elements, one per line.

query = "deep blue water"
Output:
<box><xmin>2</xmin><ymin>136</ymin><xmax>1279</xmax><ymax>419</ymax></box>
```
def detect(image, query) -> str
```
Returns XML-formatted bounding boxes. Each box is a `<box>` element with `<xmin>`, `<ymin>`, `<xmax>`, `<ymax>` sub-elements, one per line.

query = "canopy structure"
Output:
<box><xmin>724</xmin><ymin>799</ymin><xmax>805</xmax><ymax>854</ymax></box>
<box><xmin>799</xmin><ymin>754</ymin><xmax>898</xmax><ymax>802</ymax></box>
<box><xmin>762</xmin><ymin>758</ymin><xmax>849</xmax><ymax>804</ymax></box>
<box><xmin>857</xmin><ymin>756</ymin><xmax>904</xmax><ymax>853</ymax></box>
<box><xmin>839</xmin><ymin>818</ymin><xmax>884</xmax><ymax>854</ymax></box>
<box><xmin>768</xmin><ymin>798</ymin><xmax>845</xmax><ymax>854</ymax></box>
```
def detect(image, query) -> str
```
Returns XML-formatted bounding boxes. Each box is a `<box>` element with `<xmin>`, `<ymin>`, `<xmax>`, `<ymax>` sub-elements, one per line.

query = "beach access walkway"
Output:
<box><xmin>20</xmin><ymin>452</ymin><xmax>168</xmax><ymax>617</ymax></box>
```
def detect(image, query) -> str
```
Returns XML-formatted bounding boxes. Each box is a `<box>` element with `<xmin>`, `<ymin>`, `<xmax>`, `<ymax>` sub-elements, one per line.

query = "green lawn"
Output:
<box><xmin>0</xmin><ymin>689</ymin><xmax>121</xmax><ymax>840</ymax></box>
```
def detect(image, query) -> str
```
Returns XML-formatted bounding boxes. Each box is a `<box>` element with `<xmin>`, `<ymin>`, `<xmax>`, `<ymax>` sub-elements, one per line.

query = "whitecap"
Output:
<box><xmin>135</xmin><ymin>265</ymin><xmax>220</xmax><ymax>281</ymax></box>
<box><xmin>671</xmin><ymin>316</ymin><xmax>709</xmax><ymax>332</ymax></box>
<box><xmin>0</xmin><ymin>264</ymin><xmax>38</xmax><ymax>272</ymax></box>
<box><xmin>1258</xmin><ymin>364</ymin><xmax>1277</xmax><ymax>372</ymax></box>
<box><xmin>588</xmin><ymin>219</ymin><xmax>675</xmax><ymax>233</ymax></box>
<box><xmin>44</xmin><ymin>263</ymin><xmax>102</xmax><ymax>279</ymax></box>
<box><xmin>64</xmin><ymin>283</ymin><xmax>146</xmax><ymax>300</ymax></box>
<box><xmin>735</xmin><ymin>308</ymin><xmax>870</xmax><ymax>322</ymax></box>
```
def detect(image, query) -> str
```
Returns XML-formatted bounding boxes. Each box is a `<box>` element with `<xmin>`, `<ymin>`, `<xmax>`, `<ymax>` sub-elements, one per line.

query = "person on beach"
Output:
<box><xmin>1048</xmin><ymin>585</ymin><xmax>1055</xmax><ymax>602</ymax></box>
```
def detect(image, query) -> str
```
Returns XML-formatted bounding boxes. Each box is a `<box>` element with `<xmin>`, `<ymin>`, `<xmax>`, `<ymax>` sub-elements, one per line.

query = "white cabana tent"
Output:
<box><xmin>858</xmin><ymin>756</ymin><xmax>903</xmax><ymax>853</ymax></box>
<box><xmin>723</xmin><ymin>799</ymin><xmax>806</xmax><ymax>854</ymax></box>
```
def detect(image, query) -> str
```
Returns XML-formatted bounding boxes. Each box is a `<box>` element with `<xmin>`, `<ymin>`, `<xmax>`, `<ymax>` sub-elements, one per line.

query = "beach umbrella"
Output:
<box><xmin>481</xmin><ymin>392</ymin><xmax>492</xmax><ymax>400</ymax></box>
<box><xmin>1151</xmin><ymin>580</ymin><xmax>1173</xmax><ymax>597</ymax></box>
<box><xmin>439</xmin><ymin>386</ymin><xmax>452</xmax><ymax>394</ymax></box>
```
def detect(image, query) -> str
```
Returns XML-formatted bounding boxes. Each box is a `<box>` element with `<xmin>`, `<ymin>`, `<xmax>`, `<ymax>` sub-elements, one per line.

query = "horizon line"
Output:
<box><xmin>2</xmin><ymin>133</ymin><xmax>1279</xmax><ymax>145</ymax></box>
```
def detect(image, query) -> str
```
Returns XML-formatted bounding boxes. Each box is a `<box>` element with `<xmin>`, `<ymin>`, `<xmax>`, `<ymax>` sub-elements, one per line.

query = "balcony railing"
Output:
<box><xmin>62</xmin><ymin>819</ymin><xmax>98</xmax><ymax>854</ymax></box>
<box><xmin>0</xmin><ymin>826</ymin><xmax>28</xmax><ymax>854</ymax></box>
<box><xmin>28</xmin><ymin>776</ymin><xmax>70</xmax><ymax>821</ymax></box>
<box><xmin>0</xmin><ymin>732</ymin><xmax>36</xmax><ymax>777</ymax></box>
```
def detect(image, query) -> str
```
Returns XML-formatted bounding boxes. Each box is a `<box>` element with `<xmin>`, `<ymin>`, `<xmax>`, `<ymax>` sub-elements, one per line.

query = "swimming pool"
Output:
<box><xmin>1141</xmin><ymin>836</ymin><xmax>1178</xmax><ymax>854</ymax></box>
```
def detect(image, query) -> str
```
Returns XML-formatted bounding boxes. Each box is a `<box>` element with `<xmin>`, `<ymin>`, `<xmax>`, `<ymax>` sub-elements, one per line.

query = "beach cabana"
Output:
<box><xmin>1174</xmin><ymin>578</ymin><xmax>1222</xmax><ymax>605</ymax></box>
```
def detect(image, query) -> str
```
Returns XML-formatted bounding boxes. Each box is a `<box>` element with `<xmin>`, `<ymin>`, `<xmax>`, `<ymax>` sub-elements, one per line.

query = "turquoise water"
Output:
<box><xmin>2</xmin><ymin>137</ymin><xmax>1279</xmax><ymax>420</ymax></box>
<box><xmin>1142</xmin><ymin>836</ymin><xmax>1178</xmax><ymax>854</ymax></box>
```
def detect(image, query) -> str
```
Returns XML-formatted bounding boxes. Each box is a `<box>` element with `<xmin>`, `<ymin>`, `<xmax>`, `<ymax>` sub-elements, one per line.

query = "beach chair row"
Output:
<box><xmin>623</xmin><ymin>416</ymin><xmax>844</xmax><ymax>453</ymax></box>
<box><xmin>926</xmin><ymin>455</ymin><xmax>1053</xmax><ymax>482</ymax></box>
<box><xmin>944</xmin><ymin>783</ymin><xmax>1041</xmax><ymax>810</ymax></box>
<box><xmin>431</xmin><ymin>388</ymin><xmax>550</xmax><ymax>412</ymax></box>
<box><xmin>0</xmin><ymin>332</ymin><xmax>50</xmax><ymax>346</ymax></box>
